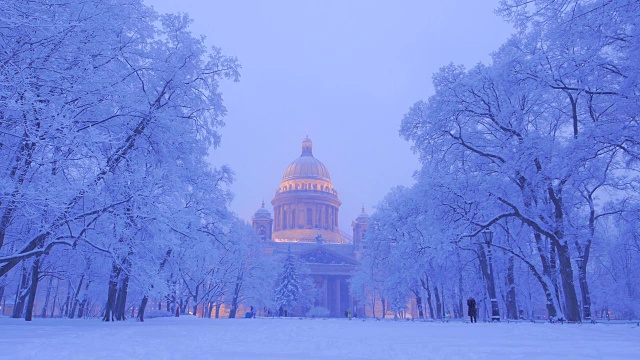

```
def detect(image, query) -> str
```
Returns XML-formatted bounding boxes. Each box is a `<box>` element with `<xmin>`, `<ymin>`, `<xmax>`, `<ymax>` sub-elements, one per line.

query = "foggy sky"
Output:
<box><xmin>145</xmin><ymin>0</ymin><xmax>514</xmax><ymax>229</ymax></box>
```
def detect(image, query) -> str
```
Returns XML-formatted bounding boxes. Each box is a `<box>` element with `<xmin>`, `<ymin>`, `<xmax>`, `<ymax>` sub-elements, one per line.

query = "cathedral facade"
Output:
<box><xmin>252</xmin><ymin>136</ymin><xmax>369</xmax><ymax>317</ymax></box>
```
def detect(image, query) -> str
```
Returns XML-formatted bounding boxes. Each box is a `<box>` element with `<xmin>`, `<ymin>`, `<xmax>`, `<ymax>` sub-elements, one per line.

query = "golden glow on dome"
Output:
<box><xmin>281</xmin><ymin>136</ymin><xmax>331</xmax><ymax>182</ymax></box>
<box><xmin>271</xmin><ymin>136</ymin><xmax>344</xmax><ymax>244</ymax></box>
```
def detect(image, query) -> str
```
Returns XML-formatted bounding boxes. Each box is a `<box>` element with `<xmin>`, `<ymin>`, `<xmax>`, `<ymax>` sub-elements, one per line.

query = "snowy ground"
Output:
<box><xmin>1</xmin><ymin>316</ymin><xmax>638</xmax><ymax>360</ymax></box>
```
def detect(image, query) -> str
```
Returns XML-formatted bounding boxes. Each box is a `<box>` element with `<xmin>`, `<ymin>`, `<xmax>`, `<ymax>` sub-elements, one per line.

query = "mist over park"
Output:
<box><xmin>1</xmin><ymin>1</ymin><xmax>639</xmax><ymax>359</ymax></box>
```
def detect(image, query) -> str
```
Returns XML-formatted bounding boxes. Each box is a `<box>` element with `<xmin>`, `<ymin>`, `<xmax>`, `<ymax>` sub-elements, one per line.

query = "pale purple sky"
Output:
<box><xmin>145</xmin><ymin>0</ymin><xmax>513</xmax><ymax>228</ymax></box>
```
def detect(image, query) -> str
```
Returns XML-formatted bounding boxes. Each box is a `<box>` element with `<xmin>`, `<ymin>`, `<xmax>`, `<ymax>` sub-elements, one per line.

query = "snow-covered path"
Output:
<box><xmin>1</xmin><ymin>316</ymin><xmax>638</xmax><ymax>359</ymax></box>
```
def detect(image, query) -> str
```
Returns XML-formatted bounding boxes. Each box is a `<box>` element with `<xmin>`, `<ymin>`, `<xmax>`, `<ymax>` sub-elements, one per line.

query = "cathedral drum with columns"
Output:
<box><xmin>252</xmin><ymin>136</ymin><xmax>370</xmax><ymax>317</ymax></box>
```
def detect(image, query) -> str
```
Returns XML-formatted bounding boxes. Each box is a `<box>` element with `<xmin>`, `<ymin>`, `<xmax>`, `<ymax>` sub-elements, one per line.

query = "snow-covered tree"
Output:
<box><xmin>274</xmin><ymin>248</ymin><xmax>301</xmax><ymax>317</ymax></box>
<box><xmin>364</xmin><ymin>0</ymin><xmax>640</xmax><ymax>322</ymax></box>
<box><xmin>0</xmin><ymin>0</ymin><xmax>240</xmax><ymax>322</ymax></box>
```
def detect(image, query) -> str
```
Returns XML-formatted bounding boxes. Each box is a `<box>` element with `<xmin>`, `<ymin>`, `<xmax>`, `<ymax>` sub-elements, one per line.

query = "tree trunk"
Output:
<box><xmin>12</xmin><ymin>264</ymin><xmax>29</xmax><ymax>318</ymax></box>
<box><xmin>555</xmin><ymin>243</ymin><xmax>580</xmax><ymax>321</ymax></box>
<box><xmin>62</xmin><ymin>282</ymin><xmax>72</xmax><ymax>317</ymax></box>
<box><xmin>433</xmin><ymin>285</ymin><xmax>442</xmax><ymax>319</ymax></box>
<box><xmin>114</xmin><ymin>274</ymin><xmax>129</xmax><ymax>321</ymax></box>
<box><xmin>370</xmin><ymin>291</ymin><xmax>375</xmax><ymax>318</ymax></box>
<box><xmin>441</xmin><ymin>287</ymin><xmax>446</xmax><ymax>319</ymax></box>
<box><xmin>207</xmin><ymin>302</ymin><xmax>214</xmax><ymax>318</ymax></box>
<box><xmin>576</xmin><ymin>192</ymin><xmax>597</xmax><ymax>321</ymax></box>
<box><xmin>50</xmin><ymin>280</ymin><xmax>59</xmax><ymax>318</ymax></box>
<box><xmin>204</xmin><ymin>302</ymin><xmax>211</xmax><ymax>318</ymax></box>
<box><xmin>457</xmin><ymin>275</ymin><xmax>464</xmax><ymax>319</ymax></box>
<box><xmin>506</xmin><ymin>256</ymin><xmax>518</xmax><ymax>319</ymax></box>
<box><xmin>228</xmin><ymin>274</ymin><xmax>243</xmax><ymax>319</ymax></box>
<box><xmin>0</xmin><ymin>285</ymin><xmax>4</xmax><ymax>315</ymax></box>
<box><xmin>532</xmin><ymin>233</ymin><xmax>559</xmax><ymax>318</ymax></box>
<box><xmin>77</xmin><ymin>280</ymin><xmax>91</xmax><ymax>319</ymax></box>
<box><xmin>180</xmin><ymin>298</ymin><xmax>188</xmax><ymax>314</ymax></box>
<box><xmin>546</xmin><ymin>176</ymin><xmax>582</xmax><ymax>322</ymax></box>
<box><xmin>413</xmin><ymin>290</ymin><xmax>424</xmax><ymax>319</ymax></box>
<box><xmin>577</xmin><ymin>262</ymin><xmax>592</xmax><ymax>321</ymax></box>
<box><xmin>69</xmin><ymin>275</ymin><xmax>85</xmax><ymax>319</ymax></box>
<box><xmin>25</xmin><ymin>257</ymin><xmax>41</xmax><ymax>321</ymax></box>
<box><xmin>478</xmin><ymin>243</ymin><xmax>500</xmax><ymax>321</ymax></box>
<box><xmin>78</xmin><ymin>298</ymin><xmax>88</xmax><ymax>319</ymax></box>
<box><xmin>549</xmin><ymin>244</ymin><xmax>562</xmax><ymax>313</ymax></box>
<box><xmin>421</xmin><ymin>276</ymin><xmax>435</xmax><ymax>319</ymax></box>
<box><xmin>215</xmin><ymin>303</ymin><xmax>221</xmax><ymax>318</ymax></box>
<box><xmin>456</xmin><ymin>253</ymin><xmax>464</xmax><ymax>319</ymax></box>
<box><xmin>138</xmin><ymin>296</ymin><xmax>149</xmax><ymax>322</ymax></box>
<box><xmin>102</xmin><ymin>263</ymin><xmax>121</xmax><ymax>322</ymax></box>
<box><xmin>192</xmin><ymin>283</ymin><xmax>200</xmax><ymax>316</ymax></box>
<box><xmin>41</xmin><ymin>276</ymin><xmax>54</xmax><ymax>318</ymax></box>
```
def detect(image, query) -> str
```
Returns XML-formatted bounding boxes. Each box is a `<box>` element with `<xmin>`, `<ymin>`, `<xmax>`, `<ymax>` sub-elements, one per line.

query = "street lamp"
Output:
<box><xmin>482</xmin><ymin>228</ymin><xmax>500</xmax><ymax>322</ymax></box>
<box><xmin>482</xmin><ymin>228</ymin><xmax>493</xmax><ymax>246</ymax></box>
<box><xmin>575</xmin><ymin>256</ymin><xmax>592</xmax><ymax>321</ymax></box>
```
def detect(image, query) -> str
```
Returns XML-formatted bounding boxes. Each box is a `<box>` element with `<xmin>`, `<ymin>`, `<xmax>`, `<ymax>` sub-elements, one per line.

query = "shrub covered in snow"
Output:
<box><xmin>144</xmin><ymin>310</ymin><xmax>174</xmax><ymax>319</ymax></box>
<box><xmin>306</xmin><ymin>306</ymin><xmax>330</xmax><ymax>318</ymax></box>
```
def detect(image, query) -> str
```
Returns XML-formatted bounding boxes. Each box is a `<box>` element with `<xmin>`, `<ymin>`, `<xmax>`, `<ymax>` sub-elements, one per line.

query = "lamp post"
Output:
<box><xmin>483</xmin><ymin>228</ymin><xmax>500</xmax><ymax>322</ymax></box>
<box><xmin>575</xmin><ymin>256</ymin><xmax>591</xmax><ymax>321</ymax></box>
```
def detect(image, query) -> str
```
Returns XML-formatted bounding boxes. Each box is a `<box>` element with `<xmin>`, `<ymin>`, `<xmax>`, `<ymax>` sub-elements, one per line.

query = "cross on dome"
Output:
<box><xmin>302</xmin><ymin>135</ymin><xmax>313</xmax><ymax>156</ymax></box>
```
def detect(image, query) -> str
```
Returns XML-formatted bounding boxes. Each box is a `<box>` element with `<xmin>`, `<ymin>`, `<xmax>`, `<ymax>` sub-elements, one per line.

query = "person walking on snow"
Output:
<box><xmin>467</xmin><ymin>296</ymin><xmax>477</xmax><ymax>323</ymax></box>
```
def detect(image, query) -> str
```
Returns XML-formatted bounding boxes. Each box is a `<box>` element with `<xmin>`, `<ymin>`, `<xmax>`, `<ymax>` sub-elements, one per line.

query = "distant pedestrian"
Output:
<box><xmin>467</xmin><ymin>296</ymin><xmax>477</xmax><ymax>323</ymax></box>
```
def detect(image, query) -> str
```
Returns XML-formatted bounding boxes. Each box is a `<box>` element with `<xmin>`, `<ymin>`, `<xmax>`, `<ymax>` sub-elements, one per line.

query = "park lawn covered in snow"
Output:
<box><xmin>0</xmin><ymin>316</ymin><xmax>638</xmax><ymax>360</ymax></box>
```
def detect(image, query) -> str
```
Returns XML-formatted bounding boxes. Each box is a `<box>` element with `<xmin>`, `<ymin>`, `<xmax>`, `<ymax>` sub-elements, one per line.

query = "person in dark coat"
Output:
<box><xmin>467</xmin><ymin>296</ymin><xmax>477</xmax><ymax>323</ymax></box>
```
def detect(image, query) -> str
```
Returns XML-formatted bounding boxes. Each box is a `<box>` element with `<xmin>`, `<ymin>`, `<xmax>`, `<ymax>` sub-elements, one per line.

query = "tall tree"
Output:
<box><xmin>274</xmin><ymin>248</ymin><xmax>301</xmax><ymax>317</ymax></box>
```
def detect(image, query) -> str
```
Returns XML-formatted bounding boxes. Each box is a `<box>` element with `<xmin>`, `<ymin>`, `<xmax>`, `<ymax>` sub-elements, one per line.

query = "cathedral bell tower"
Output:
<box><xmin>252</xmin><ymin>201</ymin><xmax>273</xmax><ymax>241</ymax></box>
<box><xmin>352</xmin><ymin>207</ymin><xmax>369</xmax><ymax>252</ymax></box>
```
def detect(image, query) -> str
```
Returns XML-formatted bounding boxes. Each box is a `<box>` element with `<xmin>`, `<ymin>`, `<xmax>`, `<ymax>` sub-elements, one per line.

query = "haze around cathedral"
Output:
<box><xmin>2</xmin><ymin>1</ymin><xmax>640</xmax><ymax>359</ymax></box>
<box><xmin>145</xmin><ymin>0</ymin><xmax>514</xmax><ymax>226</ymax></box>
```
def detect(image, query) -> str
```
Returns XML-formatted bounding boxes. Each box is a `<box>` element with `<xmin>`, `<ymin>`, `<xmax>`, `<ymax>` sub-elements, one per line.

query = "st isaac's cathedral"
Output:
<box><xmin>252</xmin><ymin>136</ymin><xmax>370</xmax><ymax>317</ymax></box>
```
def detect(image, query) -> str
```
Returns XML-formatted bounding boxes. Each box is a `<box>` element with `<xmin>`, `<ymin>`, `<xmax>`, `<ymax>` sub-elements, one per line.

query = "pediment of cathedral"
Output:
<box><xmin>298</xmin><ymin>246</ymin><xmax>358</xmax><ymax>266</ymax></box>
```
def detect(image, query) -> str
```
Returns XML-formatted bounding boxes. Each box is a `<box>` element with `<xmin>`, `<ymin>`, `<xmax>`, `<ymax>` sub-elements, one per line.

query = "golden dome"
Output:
<box><xmin>281</xmin><ymin>136</ymin><xmax>331</xmax><ymax>183</ymax></box>
<box><xmin>272</xmin><ymin>136</ymin><xmax>342</xmax><ymax>244</ymax></box>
